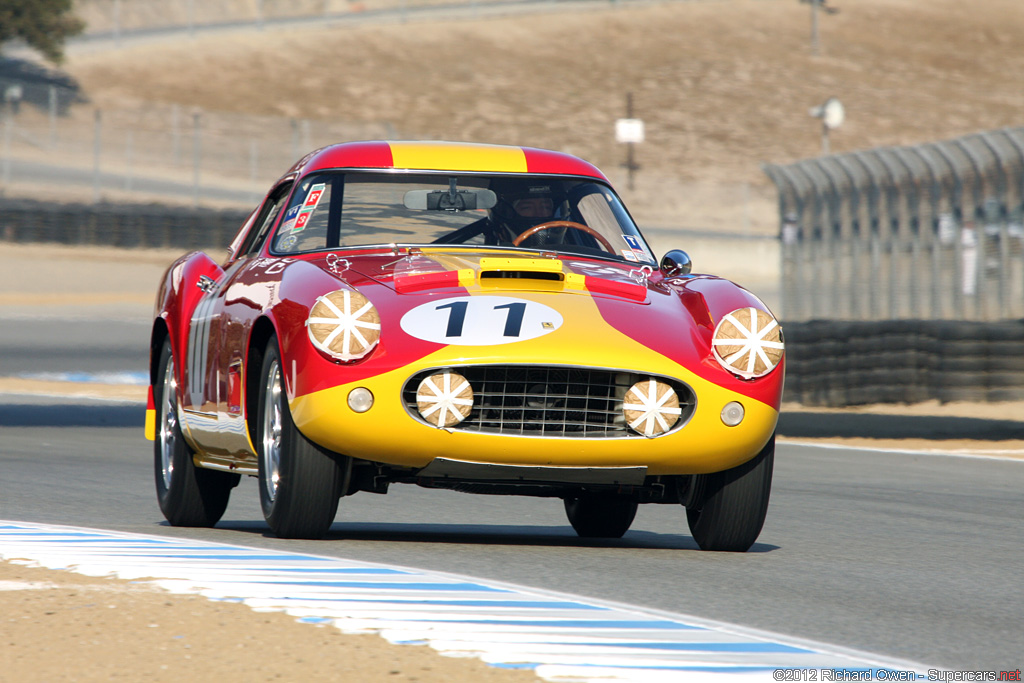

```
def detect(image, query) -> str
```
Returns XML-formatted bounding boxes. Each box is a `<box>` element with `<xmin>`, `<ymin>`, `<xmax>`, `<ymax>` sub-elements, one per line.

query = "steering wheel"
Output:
<box><xmin>512</xmin><ymin>221</ymin><xmax>616</xmax><ymax>253</ymax></box>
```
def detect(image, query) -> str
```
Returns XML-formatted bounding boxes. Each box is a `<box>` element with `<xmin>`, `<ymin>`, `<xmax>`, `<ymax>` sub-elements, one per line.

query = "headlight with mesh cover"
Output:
<box><xmin>711</xmin><ymin>307</ymin><xmax>784</xmax><ymax>379</ymax></box>
<box><xmin>306</xmin><ymin>290</ymin><xmax>381</xmax><ymax>362</ymax></box>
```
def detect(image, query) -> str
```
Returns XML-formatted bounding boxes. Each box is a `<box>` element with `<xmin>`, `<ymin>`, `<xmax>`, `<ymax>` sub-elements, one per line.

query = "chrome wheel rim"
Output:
<box><xmin>159</xmin><ymin>355</ymin><xmax>178</xmax><ymax>489</ymax></box>
<box><xmin>260</xmin><ymin>359</ymin><xmax>283</xmax><ymax>503</ymax></box>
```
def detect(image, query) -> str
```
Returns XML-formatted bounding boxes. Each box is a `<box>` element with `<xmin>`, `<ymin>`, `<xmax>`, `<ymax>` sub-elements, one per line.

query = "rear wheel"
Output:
<box><xmin>564</xmin><ymin>493</ymin><xmax>638</xmax><ymax>538</ymax></box>
<box><xmin>686</xmin><ymin>434</ymin><xmax>774</xmax><ymax>552</ymax></box>
<box><xmin>154</xmin><ymin>339</ymin><xmax>238</xmax><ymax>527</ymax></box>
<box><xmin>257</xmin><ymin>339</ymin><xmax>349</xmax><ymax>539</ymax></box>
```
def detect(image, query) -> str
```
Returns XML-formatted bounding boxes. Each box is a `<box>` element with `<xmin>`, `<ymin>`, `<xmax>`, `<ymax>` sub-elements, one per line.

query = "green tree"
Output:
<box><xmin>0</xmin><ymin>0</ymin><xmax>84</xmax><ymax>64</ymax></box>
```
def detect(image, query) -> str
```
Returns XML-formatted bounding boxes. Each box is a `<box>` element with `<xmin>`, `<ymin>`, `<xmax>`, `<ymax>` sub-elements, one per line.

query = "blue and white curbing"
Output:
<box><xmin>0</xmin><ymin>521</ymin><xmax>932</xmax><ymax>681</ymax></box>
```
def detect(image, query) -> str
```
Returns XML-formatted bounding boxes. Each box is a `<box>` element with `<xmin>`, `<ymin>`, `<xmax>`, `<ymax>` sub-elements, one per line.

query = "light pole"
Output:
<box><xmin>804</xmin><ymin>0</ymin><xmax>839</xmax><ymax>55</ymax></box>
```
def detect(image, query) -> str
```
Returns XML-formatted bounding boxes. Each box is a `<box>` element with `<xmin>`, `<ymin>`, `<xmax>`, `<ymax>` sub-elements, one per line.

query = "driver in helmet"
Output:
<box><xmin>492</xmin><ymin>185</ymin><xmax>563</xmax><ymax>246</ymax></box>
<box><xmin>511</xmin><ymin>194</ymin><xmax>554</xmax><ymax>219</ymax></box>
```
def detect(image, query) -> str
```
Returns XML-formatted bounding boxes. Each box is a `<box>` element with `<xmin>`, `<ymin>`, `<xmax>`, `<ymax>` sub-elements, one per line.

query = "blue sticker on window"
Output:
<box><xmin>623</xmin><ymin>235</ymin><xmax>643</xmax><ymax>251</ymax></box>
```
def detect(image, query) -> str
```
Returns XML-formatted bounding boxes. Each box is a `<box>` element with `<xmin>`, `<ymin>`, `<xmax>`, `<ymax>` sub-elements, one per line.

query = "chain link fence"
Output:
<box><xmin>0</xmin><ymin>98</ymin><xmax>394</xmax><ymax>208</ymax></box>
<box><xmin>763</xmin><ymin>128</ymin><xmax>1024</xmax><ymax>322</ymax></box>
<box><xmin>1</xmin><ymin>0</ymin><xmax>648</xmax><ymax>208</ymax></box>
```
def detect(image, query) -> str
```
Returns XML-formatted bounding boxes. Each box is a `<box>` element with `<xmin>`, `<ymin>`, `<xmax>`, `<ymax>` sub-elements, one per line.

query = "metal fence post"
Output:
<box><xmin>172</xmin><ymin>104</ymin><xmax>181</xmax><ymax>166</ymax></box>
<box><xmin>124</xmin><ymin>129</ymin><xmax>133</xmax><ymax>193</ymax></box>
<box><xmin>955</xmin><ymin>139</ymin><xmax>990</xmax><ymax>319</ymax></box>
<box><xmin>811</xmin><ymin>159</ymin><xmax>844</xmax><ymax>318</ymax></box>
<box><xmin>48</xmin><ymin>86</ymin><xmax>58</xmax><ymax>147</ymax></box>
<box><xmin>978</xmin><ymin>132</ymin><xmax>1011</xmax><ymax>318</ymax></box>
<box><xmin>1</xmin><ymin>107</ymin><xmax>10</xmax><ymax>189</ymax></box>
<box><xmin>851</xmin><ymin>153</ymin><xmax>882</xmax><ymax>320</ymax></box>
<box><xmin>93</xmin><ymin>109</ymin><xmax>102</xmax><ymax>204</ymax></box>
<box><xmin>249</xmin><ymin>139</ymin><xmax>259</xmax><ymax>205</ymax></box>
<box><xmin>834</xmin><ymin>156</ymin><xmax>865</xmax><ymax>319</ymax></box>
<box><xmin>1000</xmin><ymin>129</ymin><xmax>1024</xmax><ymax>318</ymax></box>
<box><xmin>910</xmin><ymin>147</ymin><xmax>945</xmax><ymax>319</ymax></box>
<box><xmin>894</xmin><ymin>148</ymin><xmax>932</xmax><ymax>317</ymax></box>
<box><xmin>192</xmin><ymin>111</ymin><xmax>202</xmax><ymax>209</ymax></box>
<box><xmin>931</xmin><ymin>144</ymin><xmax>965</xmax><ymax>318</ymax></box>
<box><xmin>778</xmin><ymin>165</ymin><xmax>812</xmax><ymax>320</ymax></box>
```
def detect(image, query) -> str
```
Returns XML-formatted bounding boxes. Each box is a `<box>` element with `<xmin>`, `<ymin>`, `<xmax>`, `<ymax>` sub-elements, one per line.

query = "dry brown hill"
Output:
<box><xmin>62</xmin><ymin>0</ymin><xmax>1024</xmax><ymax>230</ymax></box>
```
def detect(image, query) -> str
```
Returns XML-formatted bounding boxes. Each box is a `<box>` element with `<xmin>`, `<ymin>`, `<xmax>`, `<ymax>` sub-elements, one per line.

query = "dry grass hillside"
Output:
<box><xmin>67</xmin><ymin>0</ymin><xmax>1024</xmax><ymax>180</ymax></box>
<box><xmin>60</xmin><ymin>0</ymin><xmax>1024</xmax><ymax>230</ymax></box>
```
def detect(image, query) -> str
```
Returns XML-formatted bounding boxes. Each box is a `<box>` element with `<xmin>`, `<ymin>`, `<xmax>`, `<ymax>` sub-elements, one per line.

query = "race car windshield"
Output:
<box><xmin>270</xmin><ymin>172</ymin><xmax>656</xmax><ymax>264</ymax></box>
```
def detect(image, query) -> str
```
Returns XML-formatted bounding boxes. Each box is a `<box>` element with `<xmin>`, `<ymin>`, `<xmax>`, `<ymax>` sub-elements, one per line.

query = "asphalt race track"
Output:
<box><xmin>1</xmin><ymin>318</ymin><xmax>1022</xmax><ymax>672</ymax></box>
<box><xmin>2</xmin><ymin>394</ymin><xmax>1022</xmax><ymax>672</ymax></box>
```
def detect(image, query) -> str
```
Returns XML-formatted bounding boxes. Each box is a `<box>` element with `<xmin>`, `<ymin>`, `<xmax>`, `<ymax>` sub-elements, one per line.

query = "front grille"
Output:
<box><xmin>402</xmin><ymin>365</ymin><xmax>694</xmax><ymax>439</ymax></box>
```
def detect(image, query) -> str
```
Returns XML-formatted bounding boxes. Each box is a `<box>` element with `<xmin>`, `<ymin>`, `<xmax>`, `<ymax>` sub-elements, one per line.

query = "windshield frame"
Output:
<box><xmin>265</xmin><ymin>168</ymin><xmax>655</xmax><ymax>265</ymax></box>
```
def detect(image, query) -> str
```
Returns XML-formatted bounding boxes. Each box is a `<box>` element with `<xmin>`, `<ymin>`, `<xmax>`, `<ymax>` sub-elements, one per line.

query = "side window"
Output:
<box><xmin>274</xmin><ymin>178</ymin><xmax>333</xmax><ymax>254</ymax></box>
<box><xmin>240</xmin><ymin>182</ymin><xmax>293</xmax><ymax>256</ymax></box>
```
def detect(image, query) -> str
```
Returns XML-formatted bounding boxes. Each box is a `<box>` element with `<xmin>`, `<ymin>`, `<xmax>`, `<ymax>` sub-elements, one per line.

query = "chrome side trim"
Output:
<box><xmin>193</xmin><ymin>455</ymin><xmax>258</xmax><ymax>477</ymax></box>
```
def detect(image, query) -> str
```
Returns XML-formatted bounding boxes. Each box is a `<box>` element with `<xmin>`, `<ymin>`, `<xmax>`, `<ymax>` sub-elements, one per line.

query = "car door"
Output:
<box><xmin>183</xmin><ymin>181</ymin><xmax>293</xmax><ymax>460</ymax></box>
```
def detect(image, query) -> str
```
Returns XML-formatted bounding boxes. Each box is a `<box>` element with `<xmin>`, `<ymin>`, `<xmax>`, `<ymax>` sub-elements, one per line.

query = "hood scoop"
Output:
<box><xmin>395</xmin><ymin>256</ymin><xmax>566</xmax><ymax>294</ymax></box>
<box><xmin>390</xmin><ymin>254</ymin><xmax>648</xmax><ymax>302</ymax></box>
<box><xmin>478</xmin><ymin>257</ymin><xmax>565</xmax><ymax>279</ymax></box>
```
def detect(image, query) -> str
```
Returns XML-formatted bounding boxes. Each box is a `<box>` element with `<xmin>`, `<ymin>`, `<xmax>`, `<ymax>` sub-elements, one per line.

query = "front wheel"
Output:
<box><xmin>686</xmin><ymin>434</ymin><xmax>774</xmax><ymax>552</ymax></box>
<box><xmin>564</xmin><ymin>493</ymin><xmax>638</xmax><ymax>538</ymax></box>
<box><xmin>257</xmin><ymin>339</ymin><xmax>349</xmax><ymax>539</ymax></box>
<box><xmin>154</xmin><ymin>339</ymin><xmax>238</xmax><ymax>526</ymax></box>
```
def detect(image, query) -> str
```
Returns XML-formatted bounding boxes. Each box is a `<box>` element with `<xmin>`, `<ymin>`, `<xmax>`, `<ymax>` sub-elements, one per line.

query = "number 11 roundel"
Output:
<box><xmin>400</xmin><ymin>296</ymin><xmax>563</xmax><ymax>346</ymax></box>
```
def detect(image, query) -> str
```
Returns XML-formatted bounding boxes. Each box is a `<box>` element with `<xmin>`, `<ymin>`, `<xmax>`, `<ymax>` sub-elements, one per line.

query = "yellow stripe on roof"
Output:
<box><xmin>389</xmin><ymin>141</ymin><xmax>528</xmax><ymax>173</ymax></box>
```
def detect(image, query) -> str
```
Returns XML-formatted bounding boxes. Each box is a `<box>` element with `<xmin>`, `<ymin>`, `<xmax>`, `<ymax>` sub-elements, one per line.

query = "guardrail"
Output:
<box><xmin>763</xmin><ymin>128</ymin><xmax>1024</xmax><ymax>322</ymax></box>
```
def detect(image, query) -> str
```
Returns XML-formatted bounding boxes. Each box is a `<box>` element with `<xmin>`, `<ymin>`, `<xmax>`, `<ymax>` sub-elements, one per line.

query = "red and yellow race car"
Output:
<box><xmin>146</xmin><ymin>141</ymin><xmax>784</xmax><ymax>551</ymax></box>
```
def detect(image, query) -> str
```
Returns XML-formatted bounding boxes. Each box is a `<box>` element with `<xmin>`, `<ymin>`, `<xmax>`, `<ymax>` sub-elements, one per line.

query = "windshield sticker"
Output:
<box><xmin>621</xmin><ymin>249</ymin><xmax>639</xmax><ymax>262</ymax></box>
<box><xmin>293</xmin><ymin>183</ymin><xmax>326</xmax><ymax>234</ymax></box>
<box><xmin>293</xmin><ymin>211</ymin><xmax>312</xmax><ymax>233</ymax></box>
<box><xmin>278</xmin><ymin>233</ymin><xmax>298</xmax><ymax>250</ymax></box>
<box><xmin>303</xmin><ymin>183</ymin><xmax>326</xmax><ymax>208</ymax></box>
<box><xmin>280</xmin><ymin>204</ymin><xmax>300</xmax><ymax>233</ymax></box>
<box><xmin>622</xmin><ymin>234</ymin><xmax>651</xmax><ymax>262</ymax></box>
<box><xmin>623</xmin><ymin>234</ymin><xmax>642</xmax><ymax>250</ymax></box>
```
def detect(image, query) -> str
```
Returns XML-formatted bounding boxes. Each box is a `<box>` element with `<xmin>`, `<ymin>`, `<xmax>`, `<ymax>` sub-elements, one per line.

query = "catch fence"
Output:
<box><xmin>0</xmin><ymin>99</ymin><xmax>393</xmax><ymax>208</ymax></box>
<box><xmin>763</xmin><ymin>128</ymin><xmax>1024</xmax><ymax>322</ymax></box>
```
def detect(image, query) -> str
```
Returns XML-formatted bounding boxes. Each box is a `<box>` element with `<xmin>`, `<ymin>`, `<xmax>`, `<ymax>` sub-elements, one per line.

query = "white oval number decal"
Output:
<box><xmin>400</xmin><ymin>296</ymin><xmax>563</xmax><ymax>345</ymax></box>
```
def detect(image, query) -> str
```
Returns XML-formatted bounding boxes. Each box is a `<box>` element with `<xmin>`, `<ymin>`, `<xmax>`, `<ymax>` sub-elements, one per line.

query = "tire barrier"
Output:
<box><xmin>784</xmin><ymin>319</ymin><xmax>1024</xmax><ymax>406</ymax></box>
<box><xmin>0</xmin><ymin>198</ymin><xmax>247</xmax><ymax>251</ymax></box>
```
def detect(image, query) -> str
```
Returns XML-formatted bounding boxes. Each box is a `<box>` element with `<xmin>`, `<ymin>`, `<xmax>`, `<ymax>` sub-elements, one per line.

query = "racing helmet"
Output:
<box><xmin>490</xmin><ymin>181</ymin><xmax>562</xmax><ymax>242</ymax></box>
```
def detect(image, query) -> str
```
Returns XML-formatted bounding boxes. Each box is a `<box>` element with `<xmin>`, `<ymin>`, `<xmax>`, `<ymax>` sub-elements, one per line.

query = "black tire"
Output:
<box><xmin>564</xmin><ymin>493</ymin><xmax>638</xmax><ymax>539</ymax></box>
<box><xmin>686</xmin><ymin>434</ymin><xmax>774</xmax><ymax>552</ymax></box>
<box><xmin>257</xmin><ymin>339</ymin><xmax>349</xmax><ymax>539</ymax></box>
<box><xmin>154</xmin><ymin>339</ymin><xmax>238</xmax><ymax>527</ymax></box>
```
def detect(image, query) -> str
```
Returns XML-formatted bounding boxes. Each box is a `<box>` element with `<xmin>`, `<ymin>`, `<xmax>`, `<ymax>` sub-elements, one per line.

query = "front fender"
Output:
<box><xmin>152</xmin><ymin>251</ymin><xmax>224</xmax><ymax>401</ymax></box>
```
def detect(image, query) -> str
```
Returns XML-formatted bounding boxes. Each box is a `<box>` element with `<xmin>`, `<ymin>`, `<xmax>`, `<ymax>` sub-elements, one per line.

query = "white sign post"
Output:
<box><xmin>616</xmin><ymin>94</ymin><xmax>644</xmax><ymax>190</ymax></box>
<box><xmin>616</xmin><ymin>118</ymin><xmax>645</xmax><ymax>144</ymax></box>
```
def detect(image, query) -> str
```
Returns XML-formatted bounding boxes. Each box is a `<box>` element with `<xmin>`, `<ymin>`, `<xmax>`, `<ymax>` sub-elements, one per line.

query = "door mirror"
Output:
<box><xmin>660</xmin><ymin>249</ymin><xmax>692</xmax><ymax>277</ymax></box>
